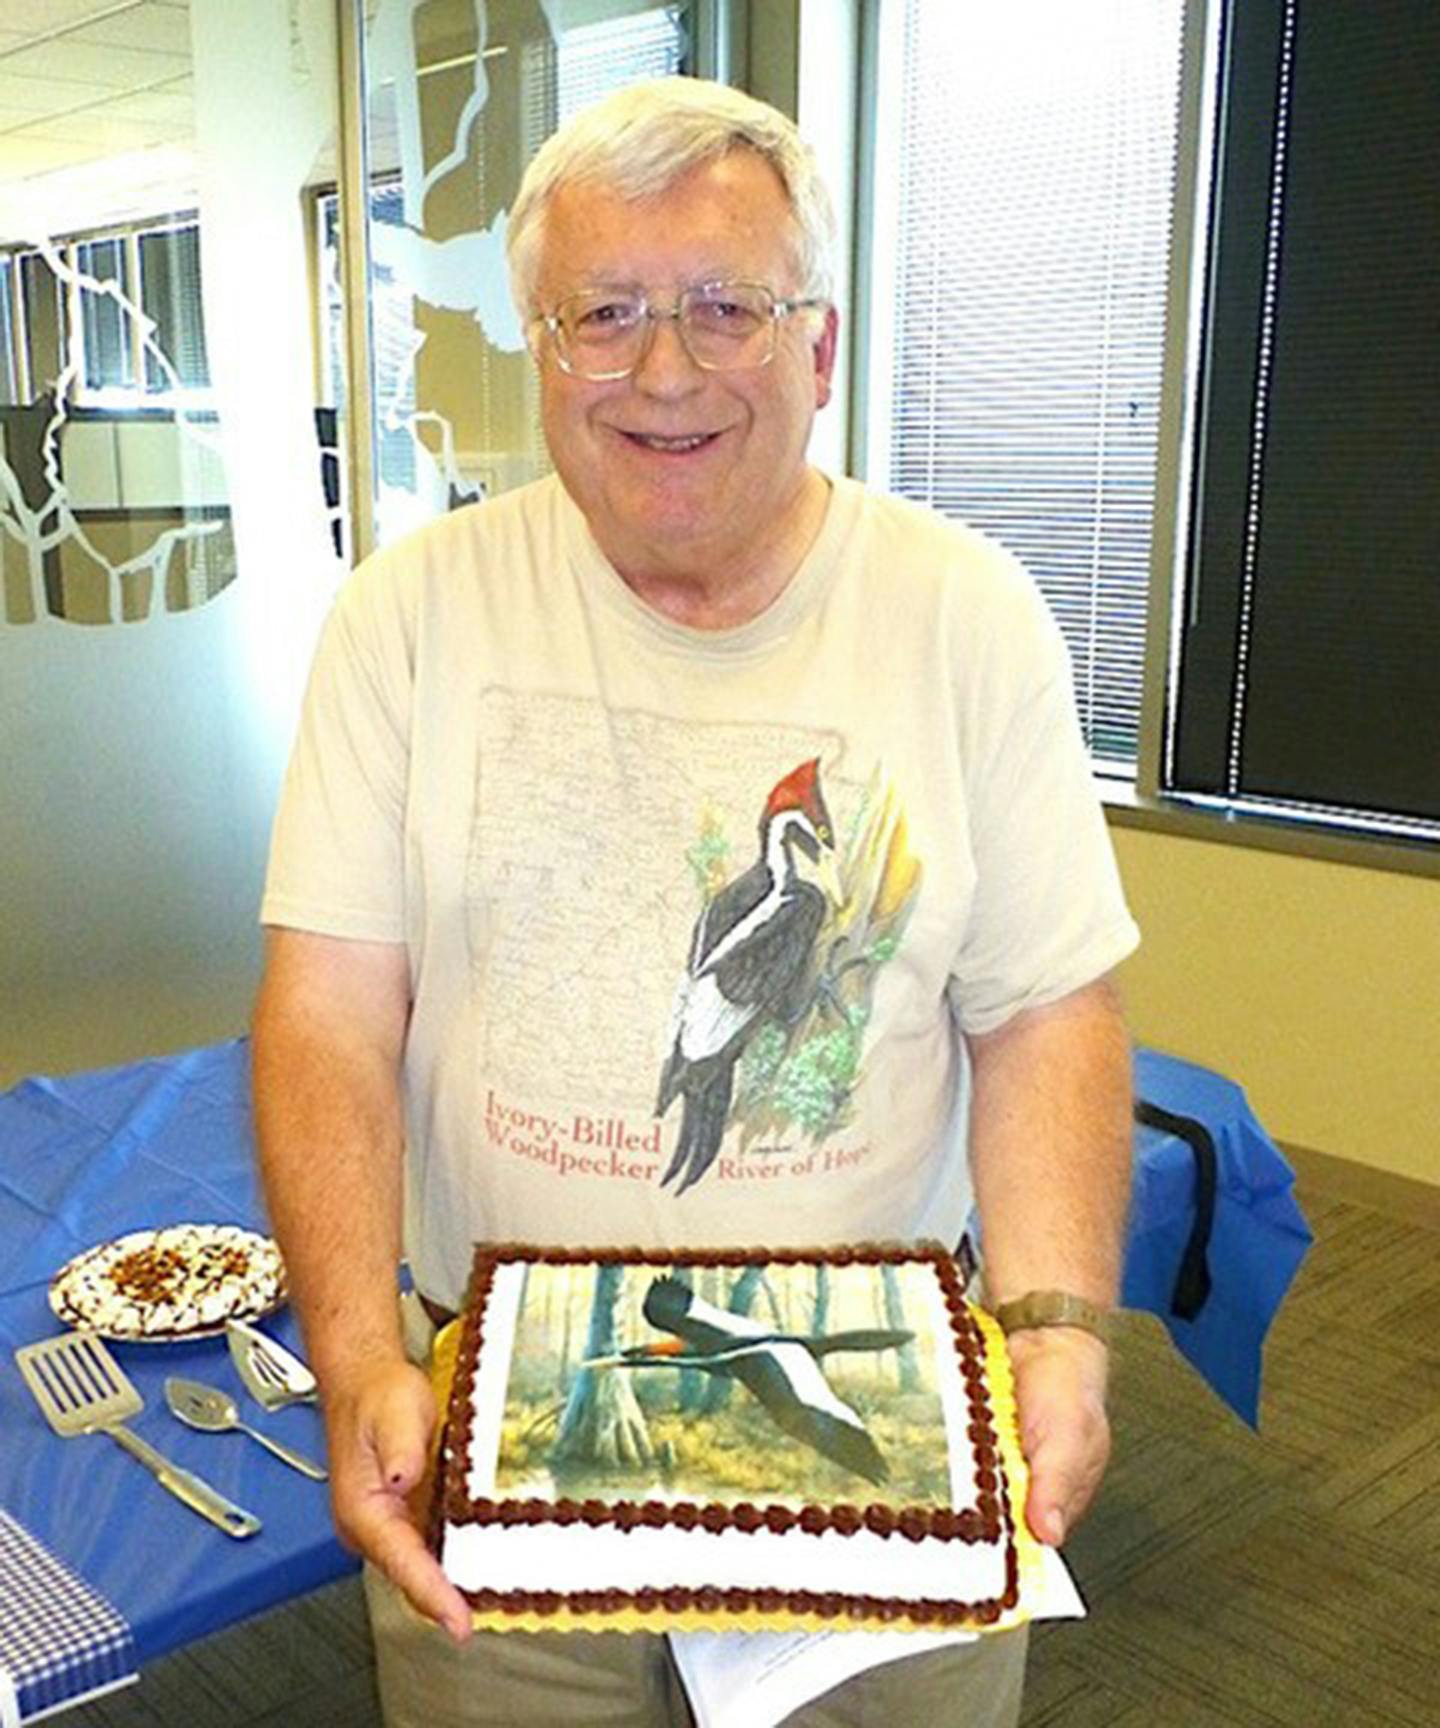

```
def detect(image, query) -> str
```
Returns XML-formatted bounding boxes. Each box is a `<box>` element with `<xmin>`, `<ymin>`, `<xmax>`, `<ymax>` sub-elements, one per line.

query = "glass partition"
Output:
<box><xmin>0</xmin><ymin>0</ymin><xmax>345</xmax><ymax>1080</ymax></box>
<box><xmin>355</xmin><ymin>0</ymin><xmax>691</xmax><ymax>547</ymax></box>
<box><xmin>0</xmin><ymin>0</ymin><xmax>701</xmax><ymax>1083</ymax></box>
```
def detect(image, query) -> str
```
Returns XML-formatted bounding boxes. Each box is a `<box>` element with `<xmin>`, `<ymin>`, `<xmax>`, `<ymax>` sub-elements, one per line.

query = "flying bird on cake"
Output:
<box><xmin>656</xmin><ymin>759</ymin><xmax>841</xmax><ymax>1196</ymax></box>
<box><xmin>587</xmin><ymin>1275</ymin><xmax>912</xmax><ymax>1484</ymax></box>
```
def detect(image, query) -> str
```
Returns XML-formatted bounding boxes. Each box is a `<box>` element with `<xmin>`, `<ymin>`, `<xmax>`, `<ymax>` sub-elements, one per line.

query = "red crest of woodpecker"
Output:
<box><xmin>763</xmin><ymin>757</ymin><xmax>831</xmax><ymax>835</ymax></box>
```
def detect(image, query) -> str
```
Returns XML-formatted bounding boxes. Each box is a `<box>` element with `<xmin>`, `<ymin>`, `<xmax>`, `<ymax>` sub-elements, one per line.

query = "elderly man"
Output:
<box><xmin>254</xmin><ymin>76</ymin><xmax>1137</xmax><ymax>1728</ymax></box>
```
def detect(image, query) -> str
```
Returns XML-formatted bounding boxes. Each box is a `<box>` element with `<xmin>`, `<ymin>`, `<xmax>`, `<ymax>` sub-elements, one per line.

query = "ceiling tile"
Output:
<box><xmin>0</xmin><ymin>134</ymin><xmax>97</xmax><ymax>178</ymax></box>
<box><xmin>1</xmin><ymin>39</ymin><xmax>190</xmax><ymax>88</ymax></box>
<box><xmin>0</xmin><ymin>71</ymin><xmax>108</xmax><ymax>115</ymax></box>
<box><xmin>104</xmin><ymin>82</ymin><xmax>193</xmax><ymax>126</ymax></box>
<box><xmin>78</xmin><ymin>2</ymin><xmax>193</xmax><ymax>55</ymax></box>
<box><xmin>4</xmin><ymin>1</ymin><xmax>144</xmax><ymax>41</ymax></box>
<box><xmin>11</xmin><ymin>110</ymin><xmax>177</xmax><ymax>150</ymax></box>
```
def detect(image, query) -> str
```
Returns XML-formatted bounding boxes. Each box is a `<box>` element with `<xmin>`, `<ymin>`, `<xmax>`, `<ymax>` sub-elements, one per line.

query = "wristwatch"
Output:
<box><xmin>993</xmin><ymin>1288</ymin><xmax>1112</xmax><ymax>1344</ymax></box>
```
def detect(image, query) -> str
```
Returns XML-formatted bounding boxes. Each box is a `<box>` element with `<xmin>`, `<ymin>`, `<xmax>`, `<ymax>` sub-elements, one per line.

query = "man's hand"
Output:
<box><xmin>327</xmin><ymin>1359</ymin><xmax>472</xmax><ymax>1641</ymax></box>
<box><xmin>1006</xmin><ymin>1327</ymin><xmax>1111</xmax><ymax>1547</ymax></box>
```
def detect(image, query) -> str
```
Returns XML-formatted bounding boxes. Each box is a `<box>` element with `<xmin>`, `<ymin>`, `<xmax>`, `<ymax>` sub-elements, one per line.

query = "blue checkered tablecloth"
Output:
<box><xmin>0</xmin><ymin>1509</ymin><xmax>136</xmax><ymax>1724</ymax></box>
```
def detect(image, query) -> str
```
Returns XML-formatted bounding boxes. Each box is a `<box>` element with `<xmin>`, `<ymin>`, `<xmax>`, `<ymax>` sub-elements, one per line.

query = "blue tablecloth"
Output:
<box><xmin>0</xmin><ymin>1037</ymin><xmax>1310</xmax><ymax>1697</ymax></box>
<box><xmin>1128</xmin><ymin>1047</ymin><xmax>1311</xmax><ymax>1426</ymax></box>
<box><xmin>0</xmin><ymin>1042</ymin><xmax>354</xmax><ymax>1690</ymax></box>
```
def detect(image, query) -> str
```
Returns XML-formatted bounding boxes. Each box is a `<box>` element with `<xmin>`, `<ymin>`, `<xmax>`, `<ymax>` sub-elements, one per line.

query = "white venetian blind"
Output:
<box><xmin>139</xmin><ymin>222</ymin><xmax>210</xmax><ymax>392</ymax></box>
<box><xmin>873</xmin><ymin>0</ymin><xmax>1186</xmax><ymax>770</ymax></box>
<box><xmin>557</xmin><ymin>8</ymin><xmax>688</xmax><ymax>120</ymax></box>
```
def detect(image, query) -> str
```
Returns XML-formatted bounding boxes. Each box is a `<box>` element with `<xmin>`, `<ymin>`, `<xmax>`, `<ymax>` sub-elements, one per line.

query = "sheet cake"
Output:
<box><xmin>431</xmin><ymin>1243</ymin><xmax>1027</xmax><ymax>1633</ymax></box>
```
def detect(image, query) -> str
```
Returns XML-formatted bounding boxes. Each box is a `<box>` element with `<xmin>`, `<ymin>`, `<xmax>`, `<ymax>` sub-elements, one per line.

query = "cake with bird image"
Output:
<box><xmin>429</xmin><ymin>1242</ymin><xmax>1035</xmax><ymax>1633</ymax></box>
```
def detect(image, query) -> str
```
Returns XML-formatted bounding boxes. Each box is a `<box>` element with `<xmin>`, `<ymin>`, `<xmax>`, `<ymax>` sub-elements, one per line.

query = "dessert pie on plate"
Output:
<box><xmin>49</xmin><ymin>1223</ymin><xmax>286</xmax><ymax>1340</ymax></box>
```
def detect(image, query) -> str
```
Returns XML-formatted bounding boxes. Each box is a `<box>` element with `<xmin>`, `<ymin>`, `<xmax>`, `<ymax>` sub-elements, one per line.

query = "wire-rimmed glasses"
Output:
<box><xmin>534</xmin><ymin>280</ymin><xmax>828</xmax><ymax>381</ymax></box>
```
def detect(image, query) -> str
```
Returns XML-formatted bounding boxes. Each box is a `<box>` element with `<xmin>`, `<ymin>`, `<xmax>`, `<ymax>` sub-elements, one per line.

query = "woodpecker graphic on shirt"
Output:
<box><xmin>655</xmin><ymin>759</ymin><xmax>922</xmax><ymax>1196</ymax></box>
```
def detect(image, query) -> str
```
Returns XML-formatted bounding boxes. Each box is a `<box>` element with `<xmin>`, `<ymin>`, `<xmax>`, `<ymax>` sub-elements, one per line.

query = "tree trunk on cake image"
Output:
<box><xmin>550</xmin><ymin>1263</ymin><xmax>653</xmax><ymax>1478</ymax></box>
<box><xmin>882</xmin><ymin>1264</ymin><xmax>922</xmax><ymax>1392</ymax></box>
<box><xmin>812</xmin><ymin>1263</ymin><xmax>831</xmax><ymax>1335</ymax></box>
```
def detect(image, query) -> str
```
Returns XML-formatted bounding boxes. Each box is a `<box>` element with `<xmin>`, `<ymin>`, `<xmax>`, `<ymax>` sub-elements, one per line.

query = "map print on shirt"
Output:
<box><xmin>656</xmin><ymin>759</ymin><xmax>923</xmax><ymax>1197</ymax></box>
<box><xmin>465</xmin><ymin>696</ymin><xmax>927</xmax><ymax>1214</ymax></box>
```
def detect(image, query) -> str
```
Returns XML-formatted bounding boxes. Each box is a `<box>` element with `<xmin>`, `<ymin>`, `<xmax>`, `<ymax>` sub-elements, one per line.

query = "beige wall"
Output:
<box><xmin>1111</xmin><ymin>823</ymin><xmax>1439</xmax><ymax>1188</ymax></box>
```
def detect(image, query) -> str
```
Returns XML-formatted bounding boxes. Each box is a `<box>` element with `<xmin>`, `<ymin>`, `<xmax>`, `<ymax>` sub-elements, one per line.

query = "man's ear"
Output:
<box><xmin>813</xmin><ymin>304</ymin><xmax>840</xmax><ymax>409</ymax></box>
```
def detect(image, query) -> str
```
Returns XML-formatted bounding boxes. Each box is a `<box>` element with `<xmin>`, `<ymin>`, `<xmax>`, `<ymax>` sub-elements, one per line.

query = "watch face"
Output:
<box><xmin>49</xmin><ymin>1223</ymin><xmax>286</xmax><ymax>1341</ymax></box>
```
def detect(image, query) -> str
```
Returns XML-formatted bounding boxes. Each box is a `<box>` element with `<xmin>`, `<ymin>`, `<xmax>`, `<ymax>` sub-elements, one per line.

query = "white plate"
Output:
<box><xmin>49</xmin><ymin>1223</ymin><xmax>286</xmax><ymax>1342</ymax></box>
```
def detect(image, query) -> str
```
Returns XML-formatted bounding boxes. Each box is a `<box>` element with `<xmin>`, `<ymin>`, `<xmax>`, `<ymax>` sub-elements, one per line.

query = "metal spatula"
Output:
<box><xmin>15</xmin><ymin>1332</ymin><xmax>261</xmax><ymax>1539</ymax></box>
<box><xmin>226</xmin><ymin>1318</ymin><xmax>318</xmax><ymax>1411</ymax></box>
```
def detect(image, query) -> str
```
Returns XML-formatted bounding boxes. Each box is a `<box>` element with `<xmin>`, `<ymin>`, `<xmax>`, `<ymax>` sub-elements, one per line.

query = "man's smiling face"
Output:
<box><xmin>531</xmin><ymin>150</ymin><xmax>837</xmax><ymax>598</ymax></box>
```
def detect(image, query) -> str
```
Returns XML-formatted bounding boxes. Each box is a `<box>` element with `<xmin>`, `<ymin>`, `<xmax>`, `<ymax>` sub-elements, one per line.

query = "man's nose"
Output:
<box><xmin>630</xmin><ymin>309</ymin><xmax>704</xmax><ymax>393</ymax></box>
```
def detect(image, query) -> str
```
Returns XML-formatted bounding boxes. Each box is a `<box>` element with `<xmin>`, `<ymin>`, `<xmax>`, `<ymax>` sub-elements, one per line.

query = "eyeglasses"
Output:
<box><xmin>535</xmin><ymin>280</ymin><xmax>828</xmax><ymax>381</ymax></box>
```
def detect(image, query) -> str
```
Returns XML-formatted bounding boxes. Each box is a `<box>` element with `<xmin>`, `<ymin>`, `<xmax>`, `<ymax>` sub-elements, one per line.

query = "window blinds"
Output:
<box><xmin>76</xmin><ymin>236</ymin><xmax>132</xmax><ymax>393</ymax></box>
<box><xmin>556</xmin><ymin>7</ymin><xmax>687</xmax><ymax>120</ymax></box>
<box><xmin>139</xmin><ymin>224</ymin><xmax>210</xmax><ymax>392</ymax></box>
<box><xmin>1169</xmin><ymin>0</ymin><xmax>1440</xmax><ymax>837</ymax></box>
<box><xmin>877</xmin><ymin>0</ymin><xmax>1186</xmax><ymax>771</ymax></box>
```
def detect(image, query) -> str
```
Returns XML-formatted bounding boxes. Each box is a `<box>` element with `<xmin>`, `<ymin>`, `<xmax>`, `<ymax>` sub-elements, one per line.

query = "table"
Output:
<box><xmin>0</xmin><ymin>1038</ymin><xmax>1310</xmax><ymax>1712</ymax></box>
<box><xmin>0</xmin><ymin>1042</ymin><xmax>352</xmax><ymax>1693</ymax></box>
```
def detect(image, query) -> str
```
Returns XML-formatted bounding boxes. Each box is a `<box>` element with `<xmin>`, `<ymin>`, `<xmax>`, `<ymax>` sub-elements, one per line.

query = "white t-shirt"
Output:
<box><xmin>263</xmin><ymin>474</ymin><xmax>1138</xmax><ymax>1307</ymax></box>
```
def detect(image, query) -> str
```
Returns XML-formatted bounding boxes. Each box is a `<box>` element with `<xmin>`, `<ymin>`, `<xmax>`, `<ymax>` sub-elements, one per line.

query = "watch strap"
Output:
<box><xmin>993</xmin><ymin>1288</ymin><xmax>1112</xmax><ymax>1344</ymax></box>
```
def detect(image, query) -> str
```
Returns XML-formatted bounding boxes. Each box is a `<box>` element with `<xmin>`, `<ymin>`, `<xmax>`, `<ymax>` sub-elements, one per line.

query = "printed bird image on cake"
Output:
<box><xmin>655</xmin><ymin>758</ymin><xmax>841</xmax><ymax>1195</ymax></box>
<box><xmin>586</xmin><ymin>1275</ymin><xmax>913</xmax><ymax>1484</ymax></box>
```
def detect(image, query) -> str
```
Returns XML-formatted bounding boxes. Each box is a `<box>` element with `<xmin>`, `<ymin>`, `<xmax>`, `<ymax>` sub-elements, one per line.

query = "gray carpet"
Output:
<box><xmin>65</xmin><ymin>1178</ymin><xmax>1440</xmax><ymax>1726</ymax></box>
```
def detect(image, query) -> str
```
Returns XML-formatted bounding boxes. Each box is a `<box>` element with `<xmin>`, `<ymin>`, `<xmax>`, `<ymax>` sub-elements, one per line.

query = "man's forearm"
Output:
<box><xmin>967</xmin><ymin>977</ymin><xmax>1132</xmax><ymax>1309</ymax></box>
<box><xmin>966</xmin><ymin>977</ymin><xmax>1131</xmax><ymax>1544</ymax></box>
<box><xmin>251</xmin><ymin>932</ymin><xmax>411</xmax><ymax>1393</ymax></box>
<box><xmin>251</xmin><ymin>931</ymin><xmax>470</xmax><ymax>1637</ymax></box>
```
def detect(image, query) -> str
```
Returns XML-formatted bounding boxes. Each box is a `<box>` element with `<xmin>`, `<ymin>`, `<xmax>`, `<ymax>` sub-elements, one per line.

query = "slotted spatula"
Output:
<box><xmin>15</xmin><ymin>1332</ymin><xmax>261</xmax><ymax>1539</ymax></box>
<box><xmin>226</xmin><ymin>1318</ymin><xmax>318</xmax><ymax>1411</ymax></box>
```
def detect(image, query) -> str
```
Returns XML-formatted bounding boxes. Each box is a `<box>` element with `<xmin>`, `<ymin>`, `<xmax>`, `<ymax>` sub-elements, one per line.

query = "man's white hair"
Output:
<box><xmin>506</xmin><ymin>77</ymin><xmax>837</xmax><ymax>316</ymax></box>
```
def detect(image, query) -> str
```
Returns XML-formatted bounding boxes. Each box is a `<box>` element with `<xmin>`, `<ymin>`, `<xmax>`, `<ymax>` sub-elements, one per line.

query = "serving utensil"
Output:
<box><xmin>164</xmin><ymin>1376</ymin><xmax>327</xmax><ymax>1479</ymax></box>
<box><xmin>15</xmin><ymin>1333</ymin><xmax>261</xmax><ymax>1538</ymax></box>
<box><xmin>226</xmin><ymin>1318</ymin><xmax>318</xmax><ymax>1411</ymax></box>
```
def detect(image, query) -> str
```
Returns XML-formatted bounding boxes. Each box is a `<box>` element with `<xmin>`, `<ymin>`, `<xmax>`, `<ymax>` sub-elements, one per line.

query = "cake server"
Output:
<box><xmin>226</xmin><ymin>1318</ymin><xmax>319</xmax><ymax>1411</ymax></box>
<box><xmin>164</xmin><ymin>1376</ymin><xmax>327</xmax><ymax>1479</ymax></box>
<box><xmin>15</xmin><ymin>1332</ymin><xmax>261</xmax><ymax>1538</ymax></box>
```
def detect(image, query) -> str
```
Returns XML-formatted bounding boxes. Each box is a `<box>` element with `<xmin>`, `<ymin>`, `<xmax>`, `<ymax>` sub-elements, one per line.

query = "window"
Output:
<box><xmin>138</xmin><ymin>224</ymin><xmax>210</xmax><ymax>394</ymax></box>
<box><xmin>866</xmin><ymin>0</ymin><xmax>1187</xmax><ymax>776</ymax></box>
<box><xmin>318</xmin><ymin>179</ymin><xmax>417</xmax><ymax>509</ymax></box>
<box><xmin>1164</xmin><ymin>0</ymin><xmax>1440</xmax><ymax>840</ymax></box>
<box><xmin>75</xmin><ymin>236</ymin><xmax>134</xmax><ymax>394</ymax></box>
<box><xmin>43</xmin><ymin>217</ymin><xmax>214</xmax><ymax>410</ymax></box>
<box><xmin>0</xmin><ymin>263</ymin><xmax>20</xmax><ymax>406</ymax></box>
<box><xmin>4</xmin><ymin>251</ymin><xmax>64</xmax><ymax>401</ymax></box>
<box><xmin>556</xmin><ymin>7</ymin><xmax>688</xmax><ymax>118</ymax></box>
<box><xmin>865</xmin><ymin>0</ymin><xmax>1437</xmax><ymax>851</ymax></box>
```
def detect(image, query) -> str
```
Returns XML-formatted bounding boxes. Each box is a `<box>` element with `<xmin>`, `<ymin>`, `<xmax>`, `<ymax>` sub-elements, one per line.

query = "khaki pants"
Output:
<box><xmin>366</xmin><ymin>1564</ymin><xmax>1029</xmax><ymax>1728</ymax></box>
